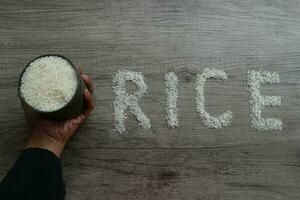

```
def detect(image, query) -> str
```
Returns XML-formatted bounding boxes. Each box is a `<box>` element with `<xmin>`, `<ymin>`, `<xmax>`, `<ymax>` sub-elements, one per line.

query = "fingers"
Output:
<box><xmin>67</xmin><ymin>88</ymin><xmax>94</xmax><ymax>129</ymax></box>
<box><xmin>83</xmin><ymin>88</ymin><xmax>94</xmax><ymax>118</ymax></box>
<box><xmin>81</xmin><ymin>74</ymin><xmax>94</xmax><ymax>95</ymax></box>
<box><xmin>76</xmin><ymin>66</ymin><xmax>83</xmax><ymax>75</ymax></box>
<box><xmin>70</xmin><ymin>114</ymin><xmax>86</xmax><ymax>128</ymax></box>
<box><xmin>76</xmin><ymin>65</ymin><xmax>94</xmax><ymax>95</ymax></box>
<box><xmin>75</xmin><ymin>65</ymin><xmax>95</xmax><ymax>118</ymax></box>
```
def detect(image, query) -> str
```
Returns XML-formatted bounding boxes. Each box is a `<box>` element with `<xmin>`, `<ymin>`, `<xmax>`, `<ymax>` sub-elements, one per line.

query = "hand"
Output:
<box><xmin>23</xmin><ymin>68</ymin><xmax>95</xmax><ymax>157</ymax></box>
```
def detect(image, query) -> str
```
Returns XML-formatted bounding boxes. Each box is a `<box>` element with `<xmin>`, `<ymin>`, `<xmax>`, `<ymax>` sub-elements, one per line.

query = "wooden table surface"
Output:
<box><xmin>1</xmin><ymin>0</ymin><xmax>300</xmax><ymax>199</ymax></box>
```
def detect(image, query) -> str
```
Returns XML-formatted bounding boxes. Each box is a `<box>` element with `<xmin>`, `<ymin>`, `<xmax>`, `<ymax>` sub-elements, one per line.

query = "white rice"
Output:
<box><xmin>165</xmin><ymin>72</ymin><xmax>179</xmax><ymax>128</ymax></box>
<box><xmin>195</xmin><ymin>68</ymin><xmax>233</xmax><ymax>128</ymax></box>
<box><xmin>112</xmin><ymin>70</ymin><xmax>151</xmax><ymax>133</ymax></box>
<box><xmin>247</xmin><ymin>70</ymin><xmax>282</xmax><ymax>131</ymax></box>
<box><xmin>20</xmin><ymin>56</ymin><xmax>77</xmax><ymax>112</ymax></box>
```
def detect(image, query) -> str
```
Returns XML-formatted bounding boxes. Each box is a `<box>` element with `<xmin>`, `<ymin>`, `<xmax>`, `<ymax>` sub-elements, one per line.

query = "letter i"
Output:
<box><xmin>165</xmin><ymin>72</ymin><xmax>179</xmax><ymax>128</ymax></box>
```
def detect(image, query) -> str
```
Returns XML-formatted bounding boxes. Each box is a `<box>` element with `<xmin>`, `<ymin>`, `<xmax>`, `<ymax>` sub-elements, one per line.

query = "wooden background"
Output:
<box><xmin>1</xmin><ymin>0</ymin><xmax>300</xmax><ymax>199</ymax></box>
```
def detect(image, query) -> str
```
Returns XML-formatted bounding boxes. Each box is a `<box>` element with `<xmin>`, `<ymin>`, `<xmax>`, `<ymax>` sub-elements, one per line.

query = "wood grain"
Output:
<box><xmin>1</xmin><ymin>0</ymin><xmax>300</xmax><ymax>199</ymax></box>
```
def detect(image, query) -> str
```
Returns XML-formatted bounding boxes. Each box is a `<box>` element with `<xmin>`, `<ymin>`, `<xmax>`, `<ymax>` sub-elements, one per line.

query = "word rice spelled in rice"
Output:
<box><xmin>112</xmin><ymin>70</ymin><xmax>151</xmax><ymax>133</ymax></box>
<box><xmin>20</xmin><ymin>56</ymin><xmax>77</xmax><ymax>112</ymax></box>
<box><xmin>112</xmin><ymin>69</ymin><xmax>283</xmax><ymax>133</ymax></box>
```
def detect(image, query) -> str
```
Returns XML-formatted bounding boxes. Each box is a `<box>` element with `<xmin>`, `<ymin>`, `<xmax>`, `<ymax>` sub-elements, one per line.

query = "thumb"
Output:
<box><xmin>69</xmin><ymin>114</ymin><xmax>86</xmax><ymax>130</ymax></box>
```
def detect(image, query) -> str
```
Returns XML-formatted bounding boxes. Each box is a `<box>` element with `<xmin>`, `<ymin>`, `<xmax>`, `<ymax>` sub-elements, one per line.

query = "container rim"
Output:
<box><xmin>18</xmin><ymin>54</ymin><xmax>81</xmax><ymax>114</ymax></box>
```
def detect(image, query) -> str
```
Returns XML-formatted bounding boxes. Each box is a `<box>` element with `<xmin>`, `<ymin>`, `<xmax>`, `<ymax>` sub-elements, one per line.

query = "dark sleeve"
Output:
<box><xmin>0</xmin><ymin>148</ymin><xmax>65</xmax><ymax>200</ymax></box>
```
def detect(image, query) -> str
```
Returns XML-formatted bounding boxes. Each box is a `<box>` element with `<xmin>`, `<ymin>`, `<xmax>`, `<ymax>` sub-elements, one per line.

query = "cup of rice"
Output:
<box><xmin>18</xmin><ymin>55</ymin><xmax>85</xmax><ymax>120</ymax></box>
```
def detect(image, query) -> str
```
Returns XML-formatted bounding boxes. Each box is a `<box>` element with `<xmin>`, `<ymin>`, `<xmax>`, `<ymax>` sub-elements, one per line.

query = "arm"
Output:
<box><xmin>0</xmin><ymin>69</ymin><xmax>94</xmax><ymax>200</ymax></box>
<box><xmin>0</xmin><ymin>148</ymin><xmax>65</xmax><ymax>200</ymax></box>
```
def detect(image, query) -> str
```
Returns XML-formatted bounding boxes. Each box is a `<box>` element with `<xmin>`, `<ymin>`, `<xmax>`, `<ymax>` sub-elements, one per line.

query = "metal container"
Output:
<box><xmin>18</xmin><ymin>55</ymin><xmax>85</xmax><ymax>120</ymax></box>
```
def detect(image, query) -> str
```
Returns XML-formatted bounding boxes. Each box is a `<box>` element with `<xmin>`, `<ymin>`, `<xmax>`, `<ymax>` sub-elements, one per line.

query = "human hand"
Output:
<box><xmin>23</xmin><ymin>68</ymin><xmax>94</xmax><ymax>157</ymax></box>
